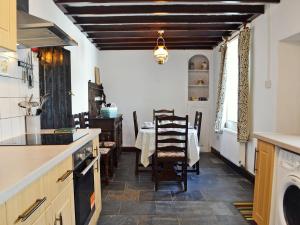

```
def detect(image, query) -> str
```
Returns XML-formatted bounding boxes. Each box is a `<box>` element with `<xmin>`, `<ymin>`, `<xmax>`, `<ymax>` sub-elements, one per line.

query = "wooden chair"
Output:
<box><xmin>133</xmin><ymin>111</ymin><xmax>140</xmax><ymax>175</ymax></box>
<box><xmin>193</xmin><ymin>111</ymin><xmax>202</xmax><ymax>175</ymax></box>
<box><xmin>75</xmin><ymin>112</ymin><xmax>116</xmax><ymax>184</ymax></box>
<box><xmin>153</xmin><ymin>109</ymin><xmax>174</xmax><ymax>121</ymax></box>
<box><xmin>154</xmin><ymin>115</ymin><xmax>189</xmax><ymax>191</ymax></box>
<box><xmin>73</xmin><ymin>113</ymin><xmax>81</xmax><ymax>128</ymax></box>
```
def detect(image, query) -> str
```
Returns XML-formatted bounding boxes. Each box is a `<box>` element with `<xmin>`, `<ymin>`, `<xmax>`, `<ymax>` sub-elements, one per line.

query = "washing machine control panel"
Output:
<box><xmin>279</xmin><ymin>149</ymin><xmax>300</xmax><ymax>171</ymax></box>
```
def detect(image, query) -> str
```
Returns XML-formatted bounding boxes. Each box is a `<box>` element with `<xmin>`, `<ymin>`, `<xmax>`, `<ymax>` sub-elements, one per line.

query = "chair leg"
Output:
<box><xmin>104</xmin><ymin>155</ymin><xmax>109</xmax><ymax>185</ymax></box>
<box><xmin>183</xmin><ymin>162</ymin><xmax>187</xmax><ymax>192</ymax></box>
<box><xmin>196</xmin><ymin>161</ymin><xmax>200</xmax><ymax>175</ymax></box>
<box><xmin>109</xmin><ymin>152</ymin><xmax>114</xmax><ymax>176</ymax></box>
<box><xmin>135</xmin><ymin>149</ymin><xmax>140</xmax><ymax>176</ymax></box>
<box><xmin>154</xmin><ymin>158</ymin><xmax>158</xmax><ymax>191</ymax></box>
<box><xmin>113</xmin><ymin>147</ymin><xmax>118</xmax><ymax>168</ymax></box>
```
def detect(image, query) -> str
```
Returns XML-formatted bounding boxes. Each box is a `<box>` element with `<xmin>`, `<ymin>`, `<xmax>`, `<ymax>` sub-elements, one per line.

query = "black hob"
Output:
<box><xmin>0</xmin><ymin>132</ymin><xmax>88</xmax><ymax>146</ymax></box>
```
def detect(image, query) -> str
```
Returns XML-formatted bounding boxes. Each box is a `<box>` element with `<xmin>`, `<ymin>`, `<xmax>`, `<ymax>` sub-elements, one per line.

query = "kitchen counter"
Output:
<box><xmin>254</xmin><ymin>132</ymin><xmax>300</xmax><ymax>155</ymax></box>
<box><xmin>0</xmin><ymin>129</ymin><xmax>101</xmax><ymax>204</ymax></box>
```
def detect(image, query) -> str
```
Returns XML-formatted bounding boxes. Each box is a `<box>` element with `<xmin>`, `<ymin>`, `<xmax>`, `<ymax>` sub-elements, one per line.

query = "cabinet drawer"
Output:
<box><xmin>46</xmin><ymin>182</ymin><xmax>75</xmax><ymax>225</ymax></box>
<box><xmin>43</xmin><ymin>157</ymin><xmax>73</xmax><ymax>205</ymax></box>
<box><xmin>0</xmin><ymin>203</ymin><xmax>7</xmax><ymax>225</ymax></box>
<box><xmin>6</xmin><ymin>178</ymin><xmax>46</xmax><ymax>225</ymax></box>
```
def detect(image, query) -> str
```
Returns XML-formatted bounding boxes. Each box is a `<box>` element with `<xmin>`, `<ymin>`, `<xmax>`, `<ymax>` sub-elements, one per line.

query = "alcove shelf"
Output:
<box><xmin>188</xmin><ymin>55</ymin><xmax>209</xmax><ymax>101</ymax></box>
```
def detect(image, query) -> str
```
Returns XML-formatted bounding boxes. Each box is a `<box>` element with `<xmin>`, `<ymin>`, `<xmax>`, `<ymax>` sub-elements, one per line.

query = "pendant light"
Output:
<box><xmin>153</xmin><ymin>30</ymin><xmax>168</xmax><ymax>65</ymax></box>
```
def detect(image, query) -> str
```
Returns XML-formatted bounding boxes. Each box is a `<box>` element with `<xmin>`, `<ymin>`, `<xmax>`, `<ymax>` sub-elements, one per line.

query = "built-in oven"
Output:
<box><xmin>73</xmin><ymin>141</ymin><xmax>99</xmax><ymax>225</ymax></box>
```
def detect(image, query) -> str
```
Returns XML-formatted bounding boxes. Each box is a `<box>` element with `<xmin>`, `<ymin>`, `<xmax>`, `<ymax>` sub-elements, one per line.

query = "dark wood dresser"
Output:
<box><xmin>89</xmin><ymin>114</ymin><xmax>123</xmax><ymax>160</ymax></box>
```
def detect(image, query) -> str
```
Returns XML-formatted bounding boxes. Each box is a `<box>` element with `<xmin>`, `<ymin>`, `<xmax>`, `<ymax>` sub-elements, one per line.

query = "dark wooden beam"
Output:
<box><xmin>74</xmin><ymin>15</ymin><xmax>252</xmax><ymax>25</ymax></box>
<box><xmin>55</xmin><ymin>0</ymin><xmax>280</xmax><ymax>4</ymax></box>
<box><xmin>88</xmin><ymin>30</ymin><xmax>229</xmax><ymax>38</ymax></box>
<box><xmin>65</xmin><ymin>5</ymin><xmax>264</xmax><ymax>15</ymax></box>
<box><xmin>98</xmin><ymin>45</ymin><xmax>214</xmax><ymax>50</ymax></box>
<box><xmin>92</xmin><ymin>36</ymin><xmax>222</xmax><ymax>43</ymax></box>
<box><xmin>97</xmin><ymin>42</ymin><xmax>216</xmax><ymax>47</ymax></box>
<box><xmin>82</xmin><ymin>23</ymin><xmax>241</xmax><ymax>32</ymax></box>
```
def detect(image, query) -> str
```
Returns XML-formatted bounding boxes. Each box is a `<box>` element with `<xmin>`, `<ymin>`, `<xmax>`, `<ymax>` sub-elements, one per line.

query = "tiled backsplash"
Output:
<box><xmin>0</xmin><ymin>50</ymin><xmax>39</xmax><ymax>141</ymax></box>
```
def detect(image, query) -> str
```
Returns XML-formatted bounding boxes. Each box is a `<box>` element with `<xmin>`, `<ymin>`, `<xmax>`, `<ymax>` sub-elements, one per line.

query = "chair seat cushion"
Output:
<box><xmin>102</xmin><ymin>141</ymin><xmax>116</xmax><ymax>148</ymax></box>
<box><xmin>100</xmin><ymin>148</ymin><xmax>111</xmax><ymax>155</ymax></box>
<box><xmin>158</xmin><ymin>151</ymin><xmax>185</xmax><ymax>158</ymax></box>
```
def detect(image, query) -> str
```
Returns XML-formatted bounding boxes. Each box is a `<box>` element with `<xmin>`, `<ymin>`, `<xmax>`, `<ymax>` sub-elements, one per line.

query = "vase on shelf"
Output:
<box><xmin>25</xmin><ymin>115</ymin><xmax>41</xmax><ymax>133</ymax></box>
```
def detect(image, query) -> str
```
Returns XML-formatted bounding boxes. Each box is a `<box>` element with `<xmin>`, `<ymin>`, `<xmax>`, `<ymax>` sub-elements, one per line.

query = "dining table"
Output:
<box><xmin>135</xmin><ymin>122</ymin><xmax>200</xmax><ymax>167</ymax></box>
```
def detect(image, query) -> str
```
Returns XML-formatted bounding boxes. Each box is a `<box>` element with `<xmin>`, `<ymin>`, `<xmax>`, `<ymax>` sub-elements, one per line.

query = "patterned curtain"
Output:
<box><xmin>237</xmin><ymin>28</ymin><xmax>251</xmax><ymax>143</ymax></box>
<box><xmin>214</xmin><ymin>42</ymin><xmax>228</xmax><ymax>133</ymax></box>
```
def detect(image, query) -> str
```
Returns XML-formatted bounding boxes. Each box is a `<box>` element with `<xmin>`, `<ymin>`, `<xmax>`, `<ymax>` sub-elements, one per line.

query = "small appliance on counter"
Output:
<box><xmin>100</xmin><ymin>103</ymin><xmax>118</xmax><ymax>118</ymax></box>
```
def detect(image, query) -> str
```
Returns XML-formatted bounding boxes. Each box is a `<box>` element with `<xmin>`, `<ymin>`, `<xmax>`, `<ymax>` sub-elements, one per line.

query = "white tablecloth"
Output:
<box><xmin>135</xmin><ymin>128</ymin><xmax>200</xmax><ymax>167</ymax></box>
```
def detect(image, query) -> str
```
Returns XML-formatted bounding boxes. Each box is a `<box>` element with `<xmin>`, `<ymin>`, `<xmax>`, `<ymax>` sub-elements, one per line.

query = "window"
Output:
<box><xmin>224</xmin><ymin>37</ymin><xmax>239</xmax><ymax>131</ymax></box>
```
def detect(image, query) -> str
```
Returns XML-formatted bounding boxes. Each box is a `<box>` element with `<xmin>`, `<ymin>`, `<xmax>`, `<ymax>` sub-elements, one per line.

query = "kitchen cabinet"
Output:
<box><xmin>5</xmin><ymin>157</ymin><xmax>75</xmax><ymax>225</ymax></box>
<box><xmin>253</xmin><ymin>140</ymin><xmax>275</xmax><ymax>225</ymax></box>
<box><xmin>46</xmin><ymin>182</ymin><xmax>75</xmax><ymax>225</ymax></box>
<box><xmin>93</xmin><ymin>137</ymin><xmax>102</xmax><ymax>219</ymax></box>
<box><xmin>6</xmin><ymin>177</ymin><xmax>45</xmax><ymax>225</ymax></box>
<box><xmin>0</xmin><ymin>0</ymin><xmax>16</xmax><ymax>51</ymax></box>
<box><xmin>31</xmin><ymin>213</ymin><xmax>46</xmax><ymax>225</ymax></box>
<box><xmin>0</xmin><ymin>204</ymin><xmax>7</xmax><ymax>225</ymax></box>
<box><xmin>43</xmin><ymin>156</ymin><xmax>73</xmax><ymax>207</ymax></box>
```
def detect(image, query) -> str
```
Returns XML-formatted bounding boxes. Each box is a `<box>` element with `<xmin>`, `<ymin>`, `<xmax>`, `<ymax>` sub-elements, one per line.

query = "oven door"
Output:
<box><xmin>279</xmin><ymin>175</ymin><xmax>300</xmax><ymax>225</ymax></box>
<box><xmin>73</xmin><ymin>155</ymin><xmax>99</xmax><ymax>225</ymax></box>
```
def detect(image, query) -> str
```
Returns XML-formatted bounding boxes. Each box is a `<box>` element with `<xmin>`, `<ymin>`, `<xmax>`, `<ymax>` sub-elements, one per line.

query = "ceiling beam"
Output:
<box><xmin>65</xmin><ymin>5</ymin><xmax>264</xmax><ymax>15</ymax></box>
<box><xmin>97</xmin><ymin>42</ymin><xmax>216</xmax><ymax>47</ymax></box>
<box><xmin>74</xmin><ymin>15</ymin><xmax>252</xmax><ymax>24</ymax></box>
<box><xmin>55</xmin><ymin>0</ymin><xmax>280</xmax><ymax>4</ymax></box>
<box><xmin>88</xmin><ymin>30</ymin><xmax>229</xmax><ymax>38</ymax></box>
<box><xmin>98</xmin><ymin>45</ymin><xmax>214</xmax><ymax>50</ymax></box>
<box><xmin>96</xmin><ymin>40</ymin><xmax>218</xmax><ymax>47</ymax></box>
<box><xmin>81</xmin><ymin>23</ymin><xmax>241</xmax><ymax>32</ymax></box>
<box><xmin>92</xmin><ymin>36</ymin><xmax>222</xmax><ymax>43</ymax></box>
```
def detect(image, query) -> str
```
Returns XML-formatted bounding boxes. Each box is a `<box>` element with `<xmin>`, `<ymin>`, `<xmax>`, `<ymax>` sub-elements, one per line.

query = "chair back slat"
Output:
<box><xmin>153</xmin><ymin>109</ymin><xmax>174</xmax><ymax>121</ymax></box>
<box><xmin>157</xmin><ymin>123</ymin><xmax>186</xmax><ymax>129</ymax></box>
<box><xmin>133</xmin><ymin>111</ymin><xmax>138</xmax><ymax>139</ymax></box>
<box><xmin>157</xmin><ymin>138</ymin><xmax>186</xmax><ymax>144</ymax></box>
<box><xmin>157</xmin><ymin>131</ymin><xmax>186</xmax><ymax>136</ymax></box>
<box><xmin>155</xmin><ymin>115</ymin><xmax>188</xmax><ymax>156</ymax></box>
<box><xmin>157</xmin><ymin>146</ymin><xmax>186</xmax><ymax>152</ymax></box>
<box><xmin>73</xmin><ymin>113</ymin><xmax>81</xmax><ymax>128</ymax></box>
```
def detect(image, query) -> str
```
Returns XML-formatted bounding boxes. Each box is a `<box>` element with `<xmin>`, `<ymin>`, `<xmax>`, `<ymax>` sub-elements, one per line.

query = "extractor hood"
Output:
<box><xmin>17</xmin><ymin>8</ymin><xmax>77</xmax><ymax>48</ymax></box>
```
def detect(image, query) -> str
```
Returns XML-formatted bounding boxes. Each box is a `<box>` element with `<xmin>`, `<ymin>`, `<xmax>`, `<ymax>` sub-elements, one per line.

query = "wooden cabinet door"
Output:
<box><xmin>0</xmin><ymin>0</ymin><xmax>16</xmax><ymax>51</ymax></box>
<box><xmin>93</xmin><ymin>137</ymin><xmax>102</xmax><ymax>217</ymax></box>
<box><xmin>0</xmin><ymin>204</ymin><xmax>7</xmax><ymax>225</ymax></box>
<box><xmin>48</xmin><ymin>182</ymin><xmax>75</xmax><ymax>225</ymax></box>
<box><xmin>6</xmin><ymin>178</ymin><xmax>46</xmax><ymax>225</ymax></box>
<box><xmin>31</xmin><ymin>212</ymin><xmax>46</xmax><ymax>225</ymax></box>
<box><xmin>253</xmin><ymin>140</ymin><xmax>275</xmax><ymax>225</ymax></box>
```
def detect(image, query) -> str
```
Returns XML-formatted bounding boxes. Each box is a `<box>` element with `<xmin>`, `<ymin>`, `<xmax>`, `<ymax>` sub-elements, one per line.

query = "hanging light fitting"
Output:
<box><xmin>153</xmin><ymin>30</ymin><xmax>168</xmax><ymax>65</ymax></box>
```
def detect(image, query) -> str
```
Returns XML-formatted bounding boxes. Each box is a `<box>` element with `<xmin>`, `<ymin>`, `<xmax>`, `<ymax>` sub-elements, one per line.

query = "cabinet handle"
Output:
<box><xmin>15</xmin><ymin>197</ymin><xmax>47</xmax><ymax>223</ymax></box>
<box><xmin>55</xmin><ymin>213</ymin><xmax>63</xmax><ymax>225</ymax></box>
<box><xmin>57</xmin><ymin>170</ymin><xmax>73</xmax><ymax>183</ymax></box>
<box><xmin>254</xmin><ymin>148</ymin><xmax>259</xmax><ymax>173</ymax></box>
<box><xmin>94</xmin><ymin>147</ymin><xmax>99</xmax><ymax>156</ymax></box>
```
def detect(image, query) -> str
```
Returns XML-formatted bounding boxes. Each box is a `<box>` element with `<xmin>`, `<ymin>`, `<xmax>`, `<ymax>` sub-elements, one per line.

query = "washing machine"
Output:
<box><xmin>275</xmin><ymin>149</ymin><xmax>300</xmax><ymax>225</ymax></box>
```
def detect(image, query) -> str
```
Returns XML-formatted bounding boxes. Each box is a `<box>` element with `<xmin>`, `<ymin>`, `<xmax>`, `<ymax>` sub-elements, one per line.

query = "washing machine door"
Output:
<box><xmin>279</xmin><ymin>175</ymin><xmax>300</xmax><ymax>225</ymax></box>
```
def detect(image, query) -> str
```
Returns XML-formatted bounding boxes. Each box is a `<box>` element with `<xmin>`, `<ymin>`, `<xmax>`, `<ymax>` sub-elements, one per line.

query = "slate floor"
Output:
<box><xmin>97</xmin><ymin>152</ymin><xmax>254</xmax><ymax>225</ymax></box>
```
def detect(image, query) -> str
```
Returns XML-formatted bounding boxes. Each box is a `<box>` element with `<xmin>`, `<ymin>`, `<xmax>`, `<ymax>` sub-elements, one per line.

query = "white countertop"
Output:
<box><xmin>254</xmin><ymin>132</ymin><xmax>300</xmax><ymax>155</ymax></box>
<box><xmin>0</xmin><ymin>129</ymin><xmax>101</xmax><ymax>204</ymax></box>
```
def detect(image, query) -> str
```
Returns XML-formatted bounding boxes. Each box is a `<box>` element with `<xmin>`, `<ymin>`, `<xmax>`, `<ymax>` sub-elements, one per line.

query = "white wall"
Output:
<box><xmin>277</xmin><ymin>42</ymin><xmax>300</xmax><ymax>134</ymax></box>
<box><xmin>29</xmin><ymin>0</ymin><xmax>101</xmax><ymax>114</ymax></box>
<box><xmin>99</xmin><ymin>50</ymin><xmax>212</xmax><ymax>146</ymax></box>
<box><xmin>0</xmin><ymin>50</ymin><xmax>39</xmax><ymax>141</ymax></box>
<box><xmin>211</xmin><ymin>0</ymin><xmax>300</xmax><ymax>174</ymax></box>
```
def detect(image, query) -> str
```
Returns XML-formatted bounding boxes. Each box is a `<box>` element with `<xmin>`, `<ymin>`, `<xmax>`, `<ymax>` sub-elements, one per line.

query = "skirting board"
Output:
<box><xmin>211</xmin><ymin>147</ymin><xmax>255</xmax><ymax>183</ymax></box>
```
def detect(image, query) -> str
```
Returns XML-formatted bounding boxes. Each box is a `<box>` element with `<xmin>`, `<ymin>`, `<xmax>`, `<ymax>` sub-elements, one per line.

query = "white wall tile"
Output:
<box><xmin>0</xmin><ymin>49</ymin><xmax>39</xmax><ymax>141</ymax></box>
